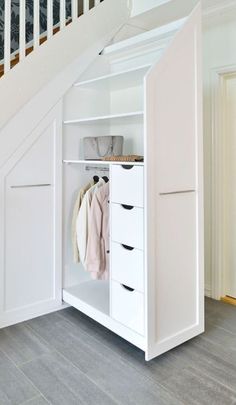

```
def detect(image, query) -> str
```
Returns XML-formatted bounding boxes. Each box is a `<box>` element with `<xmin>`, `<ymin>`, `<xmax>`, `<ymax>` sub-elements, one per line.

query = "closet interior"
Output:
<box><xmin>63</xmin><ymin>58</ymin><xmax>148</xmax><ymax>324</ymax></box>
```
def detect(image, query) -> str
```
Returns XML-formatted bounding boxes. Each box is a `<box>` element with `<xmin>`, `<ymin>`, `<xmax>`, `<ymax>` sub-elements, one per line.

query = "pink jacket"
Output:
<box><xmin>86</xmin><ymin>183</ymin><xmax>109</xmax><ymax>280</ymax></box>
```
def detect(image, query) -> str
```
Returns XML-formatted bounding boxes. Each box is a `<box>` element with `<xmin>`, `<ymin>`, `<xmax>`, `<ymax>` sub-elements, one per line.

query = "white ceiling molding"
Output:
<box><xmin>203</xmin><ymin>0</ymin><xmax>236</xmax><ymax>17</ymax></box>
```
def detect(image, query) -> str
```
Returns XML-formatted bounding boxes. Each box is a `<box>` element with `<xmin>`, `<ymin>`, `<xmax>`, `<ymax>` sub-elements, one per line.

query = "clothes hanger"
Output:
<box><xmin>93</xmin><ymin>175</ymin><xmax>99</xmax><ymax>184</ymax></box>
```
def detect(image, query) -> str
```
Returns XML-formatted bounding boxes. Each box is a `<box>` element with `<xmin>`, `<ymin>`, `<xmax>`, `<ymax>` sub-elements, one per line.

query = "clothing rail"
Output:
<box><xmin>85</xmin><ymin>165</ymin><xmax>109</xmax><ymax>172</ymax></box>
<box><xmin>1</xmin><ymin>0</ymin><xmax>103</xmax><ymax>78</ymax></box>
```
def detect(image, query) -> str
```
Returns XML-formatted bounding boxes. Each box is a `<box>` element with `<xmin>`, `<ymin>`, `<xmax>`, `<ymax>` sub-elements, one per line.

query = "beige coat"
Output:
<box><xmin>86</xmin><ymin>182</ymin><xmax>109</xmax><ymax>280</ymax></box>
<box><xmin>71</xmin><ymin>180</ymin><xmax>94</xmax><ymax>263</ymax></box>
<box><xmin>76</xmin><ymin>178</ymin><xmax>105</xmax><ymax>267</ymax></box>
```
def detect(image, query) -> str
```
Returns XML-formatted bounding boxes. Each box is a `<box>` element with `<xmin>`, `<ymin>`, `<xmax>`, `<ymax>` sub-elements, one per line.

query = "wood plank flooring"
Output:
<box><xmin>0</xmin><ymin>298</ymin><xmax>236</xmax><ymax>404</ymax></box>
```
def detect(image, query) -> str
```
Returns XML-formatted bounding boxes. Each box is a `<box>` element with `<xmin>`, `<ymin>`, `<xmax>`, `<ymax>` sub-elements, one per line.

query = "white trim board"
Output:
<box><xmin>203</xmin><ymin>0</ymin><xmax>236</xmax><ymax>17</ymax></box>
<box><xmin>211</xmin><ymin>64</ymin><xmax>236</xmax><ymax>300</ymax></box>
<box><xmin>102</xmin><ymin>17</ymin><xmax>187</xmax><ymax>55</ymax></box>
<box><xmin>205</xmin><ymin>285</ymin><xmax>212</xmax><ymax>298</ymax></box>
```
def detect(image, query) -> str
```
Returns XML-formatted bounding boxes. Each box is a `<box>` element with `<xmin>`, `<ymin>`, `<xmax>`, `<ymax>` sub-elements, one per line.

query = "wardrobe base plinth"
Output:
<box><xmin>62</xmin><ymin>281</ymin><xmax>146</xmax><ymax>352</ymax></box>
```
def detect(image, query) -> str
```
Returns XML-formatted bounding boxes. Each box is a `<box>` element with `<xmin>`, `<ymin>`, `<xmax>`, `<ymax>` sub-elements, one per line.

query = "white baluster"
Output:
<box><xmin>4</xmin><ymin>0</ymin><xmax>11</xmax><ymax>73</ymax></box>
<box><xmin>47</xmin><ymin>0</ymin><xmax>53</xmax><ymax>39</ymax></box>
<box><xmin>95</xmin><ymin>0</ymin><xmax>100</xmax><ymax>6</ymax></box>
<box><xmin>72</xmin><ymin>0</ymin><xmax>78</xmax><ymax>21</ymax></box>
<box><xmin>83</xmin><ymin>0</ymin><xmax>90</xmax><ymax>14</ymax></box>
<box><xmin>19</xmin><ymin>0</ymin><xmax>26</xmax><ymax>61</ymax></box>
<box><xmin>34</xmin><ymin>0</ymin><xmax>40</xmax><ymax>49</ymax></box>
<box><xmin>60</xmin><ymin>0</ymin><xmax>66</xmax><ymax>29</ymax></box>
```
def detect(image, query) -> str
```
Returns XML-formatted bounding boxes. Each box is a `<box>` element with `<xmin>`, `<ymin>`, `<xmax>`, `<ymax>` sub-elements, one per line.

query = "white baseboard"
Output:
<box><xmin>205</xmin><ymin>285</ymin><xmax>212</xmax><ymax>298</ymax></box>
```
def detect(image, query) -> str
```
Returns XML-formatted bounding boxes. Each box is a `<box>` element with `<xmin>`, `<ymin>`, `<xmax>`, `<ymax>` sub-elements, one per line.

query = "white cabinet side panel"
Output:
<box><xmin>154</xmin><ymin>192</ymin><xmax>198</xmax><ymax>340</ymax></box>
<box><xmin>145</xmin><ymin>3</ymin><xmax>204</xmax><ymax>360</ymax></box>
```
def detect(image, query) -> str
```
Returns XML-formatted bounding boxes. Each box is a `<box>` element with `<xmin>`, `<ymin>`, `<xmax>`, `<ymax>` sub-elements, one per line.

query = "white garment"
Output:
<box><xmin>71</xmin><ymin>180</ymin><xmax>94</xmax><ymax>263</ymax></box>
<box><xmin>76</xmin><ymin>178</ymin><xmax>105</xmax><ymax>268</ymax></box>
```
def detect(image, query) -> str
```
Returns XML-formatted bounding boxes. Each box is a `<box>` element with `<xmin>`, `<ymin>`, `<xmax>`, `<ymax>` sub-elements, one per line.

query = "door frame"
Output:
<box><xmin>211</xmin><ymin>64</ymin><xmax>236</xmax><ymax>299</ymax></box>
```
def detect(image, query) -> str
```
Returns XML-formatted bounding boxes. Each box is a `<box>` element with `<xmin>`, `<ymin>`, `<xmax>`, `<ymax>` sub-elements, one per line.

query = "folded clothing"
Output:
<box><xmin>102</xmin><ymin>155</ymin><xmax>144</xmax><ymax>162</ymax></box>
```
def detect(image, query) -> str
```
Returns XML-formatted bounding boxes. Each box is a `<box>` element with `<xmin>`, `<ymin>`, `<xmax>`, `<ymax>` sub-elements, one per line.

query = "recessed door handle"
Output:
<box><xmin>121</xmin><ymin>204</ymin><xmax>134</xmax><ymax>210</ymax></box>
<box><xmin>121</xmin><ymin>165</ymin><xmax>134</xmax><ymax>170</ymax></box>
<box><xmin>10</xmin><ymin>184</ymin><xmax>51</xmax><ymax>189</ymax></box>
<box><xmin>159</xmin><ymin>190</ymin><xmax>195</xmax><ymax>196</ymax></box>
<box><xmin>121</xmin><ymin>284</ymin><xmax>135</xmax><ymax>292</ymax></box>
<box><xmin>121</xmin><ymin>244</ymin><xmax>134</xmax><ymax>251</ymax></box>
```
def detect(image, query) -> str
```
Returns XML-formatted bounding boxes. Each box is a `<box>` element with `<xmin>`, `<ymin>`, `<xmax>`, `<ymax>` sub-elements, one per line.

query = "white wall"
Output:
<box><xmin>203</xmin><ymin>6</ymin><xmax>236</xmax><ymax>296</ymax></box>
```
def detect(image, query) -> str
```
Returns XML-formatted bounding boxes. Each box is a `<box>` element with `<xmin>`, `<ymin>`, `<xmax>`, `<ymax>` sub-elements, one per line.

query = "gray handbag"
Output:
<box><xmin>83</xmin><ymin>136</ymin><xmax>124</xmax><ymax>160</ymax></box>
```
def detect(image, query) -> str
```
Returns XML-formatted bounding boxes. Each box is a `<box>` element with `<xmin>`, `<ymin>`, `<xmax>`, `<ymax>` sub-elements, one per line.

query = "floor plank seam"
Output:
<box><xmin>205</xmin><ymin>321</ymin><xmax>236</xmax><ymax>337</ymax></box>
<box><xmin>19</xmin><ymin>394</ymin><xmax>50</xmax><ymax>405</ymax></box>
<box><xmin>0</xmin><ymin>347</ymin><xmax>49</xmax><ymax>405</ymax></box>
<box><xmin>16</xmin><ymin>349</ymin><xmax>58</xmax><ymax>367</ymax></box>
<box><xmin>56</xmin><ymin>311</ymin><xmax>189</xmax><ymax>405</ymax></box>
<box><xmin>24</xmin><ymin>323</ymin><xmax>122</xmax><ymax>405</ymax></box>
<box><xmin>189</xmin><ymin>365</ymin><xmax>236</xmax><ymax>398</ymax></box>
<box><xmin>26</xmin><ymin>317</ymin><xmax>185</xmax><ymax>405</ymax></box>
<box><xmin>15</xmin><ymin>360</ymin><xmax>52</xmax><ymax>405</ymax></box>
<box><xmin>0</xmin><ymin>299</ymin><xmax>234</xmax><ymax>405</ymax></box>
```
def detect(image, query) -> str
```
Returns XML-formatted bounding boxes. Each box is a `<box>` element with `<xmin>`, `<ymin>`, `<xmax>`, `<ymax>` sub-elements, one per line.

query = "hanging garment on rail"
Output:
<box><xmin>76</xmin><ymin>178</ymin><xmax>105</xmax><ymax>267</ymax></box>
<box><xmin>86</xmin><ymin>182</ymin><xmax>110</xmax><ymax>280</ymax></box>
<box><xmin>72</xmin><ymin>180</ymin><xmax>94</xmax><ymax>263</ymax></box>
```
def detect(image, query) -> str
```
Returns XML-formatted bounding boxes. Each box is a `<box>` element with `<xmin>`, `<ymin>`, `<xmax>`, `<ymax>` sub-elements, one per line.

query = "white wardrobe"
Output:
<box><xmin>62</xmin><ymin>3</ymin><xmax>204</xmax><ymax>361</ymax></box>
<box><xmin>0</xmin><ymin>3</ymin><xmax>203</xmax><ymax>362</ymax></box>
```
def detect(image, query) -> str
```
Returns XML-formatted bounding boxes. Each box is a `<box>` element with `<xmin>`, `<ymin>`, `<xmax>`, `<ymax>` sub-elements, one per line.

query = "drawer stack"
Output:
<box><xmin>110</xmin><ymin>165</ymin><xmax>144</xmax><ymax>336</ymax></box>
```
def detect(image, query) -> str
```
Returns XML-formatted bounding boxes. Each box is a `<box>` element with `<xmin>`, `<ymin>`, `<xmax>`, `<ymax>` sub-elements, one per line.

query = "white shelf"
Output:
<box><xmin>63</xmin><ymin>280</ymin><xmax>109</xmax><ymax>316</ymax></box>
<box><xmin>63</xmin><ymin>159</ymin><xmax>144</xmax><ymax>166</ymax></box>
<box><xmin>63</xmin><ymin>111</ymin><xmax>144</xmax><ymax>125</ymax></box>
<box><xmin>74</xmin><ymin>65</ymin><xmax>151</xmax><ymax>90</ymax></box>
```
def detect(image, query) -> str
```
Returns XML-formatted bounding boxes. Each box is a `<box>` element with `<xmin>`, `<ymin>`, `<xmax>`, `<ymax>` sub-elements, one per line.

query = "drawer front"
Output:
<box><xmin>111</xmin><ymin>242</ymin><xmax>144</xmax><ymax>292</ymax></box>
<box><xmin>111</xmin><ymin>281</ymin><xmax>144</xmax><ymax>335</ymax></box>
<box><xmin>111</xmin><ymin>165</ymin><xmax>144</xmax><ymax>208</ymax></box>
<box><xmin>111</xmin><ymin>204</ymin><xmax>144</xmax><ymax>250</ymax></box>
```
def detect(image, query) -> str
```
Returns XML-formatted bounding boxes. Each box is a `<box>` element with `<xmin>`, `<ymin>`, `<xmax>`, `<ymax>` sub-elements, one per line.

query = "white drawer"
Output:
<box><xmin>111</xmin><ymin>165</ymin><xmax>144</xmax><ymax>208</ymax></box>
<box><xmin>111</xmin><ymin>242</ymin><xmax>144</xmax><ymax>292</ymax></box>
<box><xmin>111</xmin><ymin>203</ymin><xmax>144</xmax><ymax>250</ymax></box>
<box><xmin>111</xmin><ymin>280</ymin><xmax>144</xmax><ymax>335</ymax></box>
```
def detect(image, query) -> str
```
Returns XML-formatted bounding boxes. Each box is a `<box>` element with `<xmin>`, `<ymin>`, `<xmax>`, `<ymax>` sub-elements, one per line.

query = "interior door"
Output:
<box><xmin>145</xmin><ymin>3</ymin><xmax>204</xmax><ymax>360</ymax></box>
<box><xmin>224</xmin><ymin>74</ymin><xmax>236</xmax><ymax>299</ymax></box>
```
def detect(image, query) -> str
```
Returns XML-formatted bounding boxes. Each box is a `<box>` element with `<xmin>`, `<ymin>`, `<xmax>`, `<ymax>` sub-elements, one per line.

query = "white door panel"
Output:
<box><xmin>6</xmin><ymin>126</ymin><xmax>54</xmax><ymax>187</ymax></box>
<box><xmin>0</xmin><ymin>103</ymin><xmax>62</xmax><ymax>327</ymax></box>
<box><xmin>5</xmin><ymin>186</ymin><xmax>54</xmax><ymax>310</ymax></box>
<box><xmin>145</xmin><ymin>4</ymin><xmax>204</xmax><ymax>360</ymax></box>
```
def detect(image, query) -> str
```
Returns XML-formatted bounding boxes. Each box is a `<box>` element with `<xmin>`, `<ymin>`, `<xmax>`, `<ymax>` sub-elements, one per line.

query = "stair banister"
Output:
<box><xmin>60</xmin><ymin>0</ymin><xmax>66</xmax><ymax>30</ymax></box>
<box><xmin>1</xmin><ymin>0</ymin><xmax>104</xmax><ymax>78</ymax></box>
<box><xmin>84</xmin><ymin>0</ymin><xmax>90</xmax><ymax>14</ymax></box>
<box><xmin>34</xmin><ymin>0</ymin><xmax>40</xmax><ymax>50</ymax></box>
<box><xmin>4</xmin><ymin>1</ymin><xmax>11</xmax><ymax>73</ymax></box>
<box><xmin>19</xmin><ymin>0</ymin><xmax>26</xmax><ymax>62</ymax></box>
<box><xmin>72</xmin><ymin>0</ymin><xmax>78</xmax><ymax>21</ymax></box>
<box><xmin>47</xmin><ymin>0</ymin><xmax>54</xmax><ymax>39</ymax></box>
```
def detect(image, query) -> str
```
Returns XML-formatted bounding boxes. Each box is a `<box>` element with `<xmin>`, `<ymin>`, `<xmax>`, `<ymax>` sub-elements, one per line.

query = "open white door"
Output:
<box><xmin>145</xmin><ymin>3</ymin><xmax>204</xmax><ymax>360</ymax></box>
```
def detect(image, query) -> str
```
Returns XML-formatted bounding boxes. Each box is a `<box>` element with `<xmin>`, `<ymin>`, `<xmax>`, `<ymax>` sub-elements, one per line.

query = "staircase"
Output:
<box><xmin>0</xmin><ymin>0</ymin><xmax>130</xmax><ymax>135</ymax></box>
<box><xmin>0</xmin><ymin>1</ymin><xmax>105</xmax><ymax>79</ymax></box>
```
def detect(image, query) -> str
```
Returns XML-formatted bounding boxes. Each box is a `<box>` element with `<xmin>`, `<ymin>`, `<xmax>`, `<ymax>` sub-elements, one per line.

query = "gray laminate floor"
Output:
<box><xmin>1</xmin><ymin>298</ymin><xmax>236</xmax><ymax>405</ymax></box>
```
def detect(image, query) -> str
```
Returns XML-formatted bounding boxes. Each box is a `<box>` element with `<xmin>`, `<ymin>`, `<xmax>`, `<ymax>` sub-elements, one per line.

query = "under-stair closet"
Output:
<box><xmin>0</xmin><ymin>1</ymin><xmax>203</xmax><ymax>362</ymax></box>
<box><xmin>62</xmin><ymin>3</ymin><xmax>204</xmax><ymax>361</ymax></box>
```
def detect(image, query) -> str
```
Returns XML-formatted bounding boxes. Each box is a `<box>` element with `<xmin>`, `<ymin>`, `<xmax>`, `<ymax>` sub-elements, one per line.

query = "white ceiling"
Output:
<box><xmin>110</xmin><ymin>0</ymin><xmax>236</xmax><ymax>44</ymax></box>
